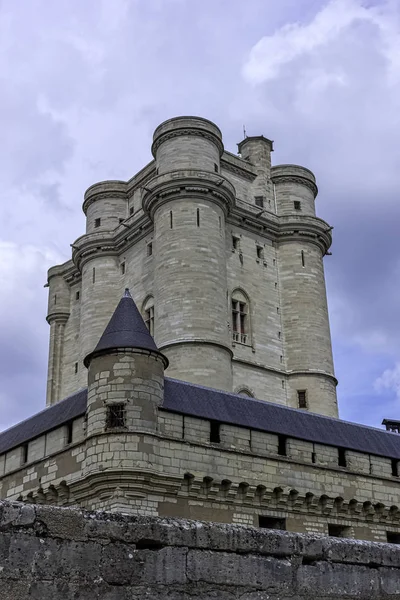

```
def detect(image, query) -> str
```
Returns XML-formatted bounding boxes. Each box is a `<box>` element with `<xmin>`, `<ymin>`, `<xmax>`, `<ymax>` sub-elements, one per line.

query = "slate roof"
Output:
<box><xmin>2</xmin><ymin>378</ymin><xmax>400</xmax><ymax>461</ymax></box>
<box><xmin>84</xmin><ymin>289</ymin><xmax>167</xmax><ymax>367</ymax></box>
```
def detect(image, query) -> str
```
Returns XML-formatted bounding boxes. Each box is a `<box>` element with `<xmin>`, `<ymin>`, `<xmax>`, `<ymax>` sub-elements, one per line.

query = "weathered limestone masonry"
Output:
<box><xmin>0</xmin><ymin>500</ymin><xmax>399</xmax><ymax>599</ymax></box>
<box><xmin>46</xmin><ymin>115</ymin><xmax>337</xmax><ymax>418</ymax></box>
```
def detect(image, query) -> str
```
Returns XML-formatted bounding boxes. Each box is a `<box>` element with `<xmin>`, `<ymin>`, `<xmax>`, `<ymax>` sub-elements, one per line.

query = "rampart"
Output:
<box><xmin>0</xmin><ymin>500</ymin><xmax>399</xmax><ymax>599</ymax></box>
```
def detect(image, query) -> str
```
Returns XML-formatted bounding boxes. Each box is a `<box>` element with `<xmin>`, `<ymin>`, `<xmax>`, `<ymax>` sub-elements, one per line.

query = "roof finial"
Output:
<box><xmin>124</xmin><ymin>288</ymin><xmax>132</xmax><ymax>298</ymax></box>
<box><xmin>243</xmin><ymin>124</ymin><xmax>247</xmax><ymax>139</ymax></box>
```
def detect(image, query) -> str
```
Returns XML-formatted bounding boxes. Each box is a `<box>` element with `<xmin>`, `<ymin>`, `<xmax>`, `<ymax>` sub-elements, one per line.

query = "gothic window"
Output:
<box><xmin>236</xmin><ymin>388</ymin><xmax>254</xmax><ymax>398</ymax></box>
<box><xmin>231</xmin><ymin>289</ymin><xmax>251</xmax><ymax>345</ymax></box>
<box><xmin>297</xmin><ymin>390</ymin><xmax>307</xmax><ymax>409</ymax></box>
<box><xmin>142</xmin><ymin>296</ymin><xmax>155</xmax><ymax>336</ymax></box>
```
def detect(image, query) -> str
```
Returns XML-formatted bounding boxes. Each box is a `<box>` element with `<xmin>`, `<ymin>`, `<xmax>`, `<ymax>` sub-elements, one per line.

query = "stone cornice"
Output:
<box><xmin>152</xmin><ymin>127</ymin><xmax>224</xmax><ymax>157</ymax></box>
<box><xmin>142</xmin><ymin>170</ymin><xmax>236</xmax><ymax>219</ymax></box>
<box><xmin>152</xmin><ymin>117</ymin><xmax>224</xmax><ymax>157</ymax></box>
<box><xmin>221</xmin><ymin>152</ymin><xmax>257</xmax><ymax>182</ymax></box>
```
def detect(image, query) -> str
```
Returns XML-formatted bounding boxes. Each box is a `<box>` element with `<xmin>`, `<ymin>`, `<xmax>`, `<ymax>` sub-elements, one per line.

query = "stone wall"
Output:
<box><xmin>0</xmin><ymin>500</ymin><xmax>399</xmax><ymax>599</ymax></box>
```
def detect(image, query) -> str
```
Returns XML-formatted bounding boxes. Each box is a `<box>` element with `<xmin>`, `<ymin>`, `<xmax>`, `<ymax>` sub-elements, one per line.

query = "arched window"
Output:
<box><xmin>236</xmin><ymin>388</ymin><xmax>254</xmax><ymax>398</ymax></box>
<box><xmin>231</xmin><ymin>289</ymin><xmax>251</xmax><ymax>345</ymax></box>
<box><xmin>142</xmin><ymin>296</ymin><xmax>154</xmax><ymax>336</ymax></box>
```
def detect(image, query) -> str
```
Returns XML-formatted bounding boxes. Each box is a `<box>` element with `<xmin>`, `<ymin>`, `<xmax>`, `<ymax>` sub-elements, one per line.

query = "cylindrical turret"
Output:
<box><xmin>83</xmin><ymin>181</ymin><xmax>127</xmax><ymax>234</ymax></box>
<box><xmin>273</xmin><ymin>165</ymin><xmax>337</xmax><ymax>417</ymax></box>
<box><xmin>271</xmin><ymin>164</ymin><xmax>317</xmax><ymax>216</ymax></box>
<box><xmin>144</xmin><ymin>117</ymin><xmax>235</xmax><ymax>391</ymax></box>
<box><xmin>46</xmin><ymin>267</ymin><xmax>71</xmax><ymax>406</ymax></box>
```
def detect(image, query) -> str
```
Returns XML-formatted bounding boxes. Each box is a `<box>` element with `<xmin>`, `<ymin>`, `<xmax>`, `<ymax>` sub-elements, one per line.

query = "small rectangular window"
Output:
<box><xmin>74</xmin><ymin>362</ymin><xmax>78</xmax><ymax>374</ymax></box>
<box><xmin>255</xmin><ymin>196</ymin><xmax>264</xmax><ymax>208</ymax></box>
<box><xmin>196</xmin><ymin>208</ymin><xmax>200</xmax><ymax>227</ymax></box>
<box><xmin>120</xmin><ymin>262</ymin><xmax>126</xmax><ymax>275</ymax></box>
<box><xmin>392</xmin><ymin>459</ymin><xmax>399</xmax><ymax>477</ymax></box>
<box><xmin>301</xmin><ymin>250</ymin><xmax>305</xmax><ymax>267</ymax></box>
<box><xmin>387</xmin><ymin>532</ymin><xmax>400</xmax><ymax>544</ymax></box>
<box><xmin>256</xmin><ymin>245</ymin><xmax>264</xmax><ymax>260</ymax></box>
<box><xmin>75</xmin><ymin>290</ymin><xmax>80</xmax><ymax>301</ymax></box>
<box><xmin>94</xmin><ymin>218</ymin><xmax>101</xmax><ymax>228</ymax></box>
<box><xmin>297</xmin><ymin>390</ymin><xmax>307</xmax><ymax>409</ymax></box>
<box><xmin>170</xmin><ymin>210</ymin><xmax>173</xmax><ymax>229</ymax></box>
<box><xmin>294</xmin><ymin>200</ymin><xmax>301</xmax><ymax>210</ymax></box>
<box><xmin>210</xmin><ymin>421</ymin><xmax>220</xmax><ymax>443</ymax></box>
<box><xmin>278</xmin><ymin>435</ymin><xmax>287</xmax><ymax>456</ymax></box>
<box><xmin>22</xmin><ymin>444</ymin><xmax>28</xmax><ymax>464</ymax></box>
<box><xmin>259</xmin><ymin>516</ymin><xmax>286</xmax><ymax>530</ymax></box>
<box><xmin>338</xmin><ymin>448</ymin><xmax>347</xmax><ymax>467</ymax></box>
<box><xmin>67</xmin><ymin>421</ymin><xmax>73</xmax><ymax>445</ymax></box>
<box><xmin>92</xmin><ymin>268</ymin><xmax>96</xmax><ymax>283</ymax></box>
<box><xmin>54</xmin><ymin>294</ymin><xmax>57</xmax><ymax>305</ymax></box>
<box><xmin>147</xmin><ymin>242</ymin><xmax>153</xmax><ymax>256</ymax></box>
<box><xmin>232</xmin><ymin>235</ymin><xmax>239</xmax><ymax>251</ymax></box>
<box><xmin>214</xmin><ymin>163</ymin><xmax>219</xmax><ymax>173</ymax></box>
<box><xmin>312</xmin><ymin>452</ymin><xmax>316</xmax><ymax>464</ymax></box>
<box><xmin>130</xmin><ymin>207</ymin><xmax>134</xmax><ymax>215</ymax></box>
<box><xmin>106</xmin><ymin>404</ymin><xmax>126</xmax><ymax>429</ymax></box>
<box><xmin>328</xmin><ymin>524</ymin><xmax>351</xmax><ymax>538</ymax></box>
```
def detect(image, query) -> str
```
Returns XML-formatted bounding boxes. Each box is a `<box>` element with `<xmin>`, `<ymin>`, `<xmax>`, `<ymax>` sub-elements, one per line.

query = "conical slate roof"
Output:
<box><xmin>84</xmin><ymin>289</ymin><xmax>167</xmax><ymax>367</ymax></box>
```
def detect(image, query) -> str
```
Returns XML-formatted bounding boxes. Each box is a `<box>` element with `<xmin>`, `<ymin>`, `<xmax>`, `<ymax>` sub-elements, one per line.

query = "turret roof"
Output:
<box><xmin>84</xmin><ymin>289</ymin><xmax>166</xmax><ymax>367</ymax></box>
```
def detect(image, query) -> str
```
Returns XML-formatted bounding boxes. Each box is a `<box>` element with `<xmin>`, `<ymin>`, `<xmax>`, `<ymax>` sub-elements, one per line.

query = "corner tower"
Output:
<box><xmin>143</xmin><ymin>117</ymin><xmax>235</xmax><ymax>391</ymax></box>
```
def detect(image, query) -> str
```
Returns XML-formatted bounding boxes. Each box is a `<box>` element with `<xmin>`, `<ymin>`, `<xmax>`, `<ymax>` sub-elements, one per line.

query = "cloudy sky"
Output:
<box><xmin>0</xmin><ymin>0</ymin><xmax>399</xmax><ymax>431</ymax></box>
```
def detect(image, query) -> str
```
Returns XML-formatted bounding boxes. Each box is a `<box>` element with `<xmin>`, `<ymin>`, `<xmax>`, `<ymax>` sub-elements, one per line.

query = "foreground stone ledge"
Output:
<box><xmin>0</xmin><ymin>501</ymin><xmax>399</xmax><ymax>599</ymax></box>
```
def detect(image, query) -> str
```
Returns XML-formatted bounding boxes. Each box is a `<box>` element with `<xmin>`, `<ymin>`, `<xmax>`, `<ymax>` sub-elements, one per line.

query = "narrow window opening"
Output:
<box><xmin>147</xmin><ymin>242</ymin><xmax>153</xmax><ymax>256</ymax></box>
<box><xmin>74</xmin><ymin>362</ymin><xmax>78</xmax><ymax>374</ymax></box>
<box><xmin>387</xmin><ymin>532</ymin><xmax>400</xmax><ymax>544</ymax></box>
<box><xmin>275</xmin><ymin>282</ymin><xmax>278</xmax><ymax>289</ymax></box>
<box><xmin>297</xmin><ymin>390</ymin><xmax>307</xmax><ymax>409</ymax></box>
<box><xmin>219</xmin><ymin>216</ymin><xmax>222</xmax><ymax>230</ymax></box>
<box><xmin>119</xmin><ymin>218</ymin><xmax>124</xmax><ymax>224</ymax></box>
<box><xmin>256</xmin><ymin>245</ymin><xmax>264</xmax><ymax>260</ymax></box>
<box><xmin>328</xmin><ymin>524</ymin><xmax>351</xmax><ymax>538</ymax></box>
<box><xmin>232</xmin><ymin>298</ymin><xmax>248</xmax><ymax>344</ymax></box>
<box><xmin>54</xmin><ymin>294</ymin><xmax>57</xmax><ymax>305</ymax></box>
<box><xmin>259</xmin><ymin>515</ymin><xmax>286</xmax><ymax>530</ymax></box>
<box><xmin>92</xmin><ymin>268</ymin><xmax>96</xmax><ymax>284</ymax></box>
<box><xmin>278</xmin><ymin>331</ymin><xmax>281</xmax><ymax>339</ymax></box>
<box><xmin>94</xmin><ymin>218</ymin><xmax>101</xmax><ymax>228</ymax></box>
<box><xmin>210</xmin><ymin>421</ymin><xmax>220</xmax><ymax>443</ymax></box>
<box><xmin>214</xmin><ymin>163</ymin><xmax>219</xmax><ymax>173</ymax></box>
<box><xmin>276</xmin><ymin>306</ymin><xmax>280</xmax><ymax>314</ymax></box>
<box><xmin>22</xmin><ymin>444</ymin><xmax>28</xmax><ymax>464</ymax></box>
<box><xmin>67</xmin><ymin>422</ymin><xmax>73</xmax><ymax>445</ymax></box>
<box><xmin>144</xmin><ymin>304</ymin><xmax>155</xmax><ymax>336</ymax></box>
<box><xmin>280</xmin><ymin>355</ymin><xmax>283</xmax><ymax>363</ymax></box>
<box><xmin>273</xmin><ymin>258</ymin><xmax>276</xmax><ymax>266</ymax></box>
<box><xmin>338</xmin><ymin>448</ymin><xmax>347</xmax><ymax>467</ymax></box>
<box><xmin>170</xmin><ymin>210</ymin><xmax>173</xmax><ymax>229</ymax></box>
<box><xmin>278</xmin><ymin>435</ymin><xmax>287</xmax><ymax>456</ymax></box>
<box><xmin>281</xmin><ymin>380</ymin><xmax>285</xmax><ymax>389</ymax></box>
<box><xmin>255</xmin><ymin>196</ymin><xmax>264</xmax><ymax>208</ymax></box>
<box><xmin>196</xmin><ymin>208</ymin><xmax>200</xmax><ymax>227</ymax></box>
<box><xmin>294</xmin><ymin>200</ymin><xmax>301</xmax><ymax>210</ymax></box>
<box><xmin>130</xmin><ymin>206</ymin><xmax>134</xmax><ymax>215</ymax></box>
<box><xmin>232</xmin><ymin>235</ymin><xmax>239</xmax><ymax>251</ymax></box>
<box><xmin>301</xmin><ymin>250</ymin><xmax>305</xmax><ymax>267</ymax></box>
<box><xmin>106</xmin><ymin>403</ymin><xmax>126</xmax><ymax>429</ymax></box>
<box><xmin>120</xmin><ymin>262</ymin><xmax>126</xmax><ymax>275</ymax></box>
<box><xmin>392</xmin><ymin>459</ymin><xmax>399</xmax><ymax>477</ymax></box>
<box><xmin>75</xmin><ymin>290</ymin><xmax>80</xmax><ymax>301</ymax></box>
<box><xmin>312</xmin><ymin>452</ymin><xmax>316</xmax><ymax>464</ymax></box>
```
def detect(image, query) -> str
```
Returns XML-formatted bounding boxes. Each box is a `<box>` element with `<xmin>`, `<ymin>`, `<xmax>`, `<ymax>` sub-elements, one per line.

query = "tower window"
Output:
<box><xmin>387</xmin><ymin>532</ymin><xmax>400</xmax><ymax>544</ymax></box>
<box><xmin>392</xmin><ymin>459</ymin><xmax>399</xmax><ymax>477</ymax></box>
<box><xmin>232</xmin><ymin>299</ymin><xmax>248</xmax><ymax>344</ymax></box>
<box><xmin>232</xmin><ymin>235</ymin><xmax>240</xmax><ymax>251</ymax></box>
<box><xmin>214</xmin><ymin>163</ymin><xmax>219</xmax><ymax>173</ymax></box>
<box><xmin>74</xmin><ymin>362</ymin><xmax>78</xmax><ymax>374</ymax></box>
<box><xmin>256</xmin><ymin>245</ymin><xmax>264</xmax><ymax>260</ymax></box>
<box><xmin>92</xmin><ymin>268</ymin><xmax>96</xmax><ymax>283</ymax></box>
<box><xmin>294</xmin><ymin>201</ymin><xmax>301</xmax><ymax>210</ymax></box>
<box><xmin>338</xmin><ymin>448</ymin><xmax>347</xmax><ymax>467</ymax></box>
<box><xmin>147</xmin><ymin>242</ymin><xmax>153</xmax><ymax>256</ymax></box>
<box><xmin>278</xmin><ymin>435</ymin><xmax>287</xmax><ymax>456</ymax></box>
<box><xmin>259</xmin><ymin>516</ymin><xmax>286</xmax><ymax>530</ymax></box>
<box><xmin>170</xmin><ymin>210</ymin><xmax>173</xmax><ymax>229</ymax></box>
<box><xmin>106</xmin><ymin>404</ymin><xmax>126</xmax><ymax>429</ymax></box>
<box><xmin>196</xmin><ymin>208</ymin><xmax>200</xmax><ymax>227</ymax></box>
<box><xmin>143</xmin><ymin>296</ymin><xmax>155</xmax><ymax>336</ymax></box>
<box><xmin>119</xmin><ymin>218</ymin><xmax>124</xmax><ymax>224</ymax></box>
<box><xmin>210</xmin><ymin>421</ymin><xmax>220</xmax><ymax>443</ymax></box>
<box><xmin>120</xmin><ymin>262</ymin><xmax>126</xmax><ymax>275</ymax></box>
<box><xmin>328</xmin><ymin>524</ymin><xmax>351</xmax><ymax>538</ymax></box>
<box><xmin>67</xmin><ymin>421</ymin><xmax>73</xmax><ymax>445</ymax></box>
<box><xmin>297</xmin><ymin>390</ymin><xmax>307</xmax><ymax>409</ymax></box>
<box><xmin>94</xmin><ymin>218</ymin><xmax>101</xmax><ymax>228</ymax></box>
<box><xmin>54</xmin><ymin>294</ymin><xmax>57</xmax><ymax>305</ymax></box>
<box><xmin>301</xmin><ymin>250</ymin><xmax>305</xmax><ymax>267</ymax></box>
<box><xmin>130</xmin><ymin>206</ymin><xmax>134</xmax><ymax>215</ymax></box>
<box><xmin>22</xmin><ymin>443</ymin><xmax>28</xmax><ymax>465</ymax></box>
<box><xmin>255</xmin><ymin>196</ymin><xmax>264</xmax><ymax>208</ymax></box>
<box><xmin>75</xmin><ymin>290</ymin><xmax>80</xmax><ymax>301</ymax></box>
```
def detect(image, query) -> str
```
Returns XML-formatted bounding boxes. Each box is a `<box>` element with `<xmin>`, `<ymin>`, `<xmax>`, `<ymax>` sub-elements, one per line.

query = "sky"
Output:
<box><xmin>0</xmin><ymin>0</ymin><xmax>400</xmax><ymax>431</ymax></box>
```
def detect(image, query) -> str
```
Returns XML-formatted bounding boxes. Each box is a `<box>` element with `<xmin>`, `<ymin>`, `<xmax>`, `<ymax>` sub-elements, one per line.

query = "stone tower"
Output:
<box><xmin>46</xmin><ymin>116</ymin><xmax>338</xmax><ymax>418</ymax></box>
